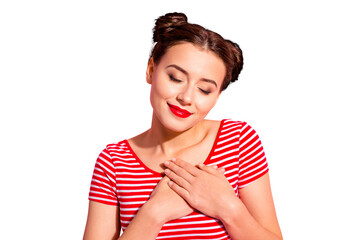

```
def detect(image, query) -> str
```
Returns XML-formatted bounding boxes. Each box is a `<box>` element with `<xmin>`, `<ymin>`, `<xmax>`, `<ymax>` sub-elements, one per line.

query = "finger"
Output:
<box><xmin>212</xmin><ymin>165</ymin><xmax>226</xmax><ymax>174</ymax></box>
<box><xmin>170</xmin><ymin>158</ymin><xmax>201</xmax><ymax>176</ymax></box>
<box><xmin>164</xmin><ymin>159</ymin><xmax>197</xmax><ymax>182</ymax></box>
<box><xmin>198</xmin><ymin>164</ymin><xmax>225</xmax><ymax>176</ymax></box>
<box><xmin>160</xmin><ymin>176</ymin><xmax>171</xmax><ymax>182</ymax></box>
<box><xmin>168</xmin><ymin>180</ymin><xmax>190</xmax><ymax>202</ymax></box>
<box><xmin>218</xmin><ymin>167</ymin><xmax>226</xmax><ymax>174</ymax></box>
<box><xmin>164</xmin><ymin>168</ymin><xmax>191</xmax><ymax>189</ymax></box>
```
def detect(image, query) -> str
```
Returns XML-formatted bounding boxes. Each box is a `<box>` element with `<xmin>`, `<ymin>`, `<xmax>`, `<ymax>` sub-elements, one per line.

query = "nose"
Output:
<box><xmin>176</xmin><ymin>85</ymin><xmax>193</xmax><ymax>106</ymax></box>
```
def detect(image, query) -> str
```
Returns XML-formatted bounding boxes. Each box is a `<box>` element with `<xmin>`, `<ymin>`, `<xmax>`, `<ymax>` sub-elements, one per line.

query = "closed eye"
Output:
<box><xmin>199</xmin><ymin>88</ymin><xmax>211</xmax><ymax>95</ymax></box>
<box><xmin>169</xmin><ymin>74</ymin><xmax>182</xmax><ymax>82</ymax></box>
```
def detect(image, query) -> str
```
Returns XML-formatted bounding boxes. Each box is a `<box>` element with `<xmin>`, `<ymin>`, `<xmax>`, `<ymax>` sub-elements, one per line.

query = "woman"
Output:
<box><xmin>84</xmin><ymin>12</ymin><xmax>282</xmax><ymax>240</ymax></box>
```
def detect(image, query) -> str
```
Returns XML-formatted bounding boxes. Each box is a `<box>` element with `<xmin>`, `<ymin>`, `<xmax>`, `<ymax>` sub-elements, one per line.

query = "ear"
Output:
<box><xmin>146</xmin><ymin>57</ymin><xmax>154</xmax><ymax>84</ymax></box>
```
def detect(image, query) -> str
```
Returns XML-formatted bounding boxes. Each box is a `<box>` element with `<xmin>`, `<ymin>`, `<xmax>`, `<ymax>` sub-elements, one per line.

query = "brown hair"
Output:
<box><xmin>150</xmin><ymin>12</ymin><xmax>244</xmax><ymax>91</ymax></box>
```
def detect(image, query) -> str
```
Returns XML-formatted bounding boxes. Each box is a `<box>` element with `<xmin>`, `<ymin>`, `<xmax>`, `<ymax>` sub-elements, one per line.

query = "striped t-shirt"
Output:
<box><xmin>89</xmin><ymin>119</ymin><xmax>269</xmax><ymax>239</ymax></box>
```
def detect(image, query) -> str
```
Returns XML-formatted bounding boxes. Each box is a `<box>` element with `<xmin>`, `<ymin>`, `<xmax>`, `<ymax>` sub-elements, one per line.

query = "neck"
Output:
<box><xmin>144</xmin><ymin>113</ymin><xmax>207</xmax><ymax>158</ymax></box>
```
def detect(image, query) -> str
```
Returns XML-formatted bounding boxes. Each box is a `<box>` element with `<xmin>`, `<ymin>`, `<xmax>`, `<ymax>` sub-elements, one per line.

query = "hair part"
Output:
<box><xmin>150</xmin><ymin>12</ymin><xmax>244</xmax><ymax>91</ymax></box>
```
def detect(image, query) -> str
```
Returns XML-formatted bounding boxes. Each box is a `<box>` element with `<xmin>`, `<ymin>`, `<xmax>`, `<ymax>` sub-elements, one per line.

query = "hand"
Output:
<box><xmin>164</xmin><ymin>158</ymin><xmax>239</xmax><ymax>220</ymax></box>
<box><xmin>147</xmin><ymin>176</ymin><xmax>193</xmax><ymax>223</ymax></box>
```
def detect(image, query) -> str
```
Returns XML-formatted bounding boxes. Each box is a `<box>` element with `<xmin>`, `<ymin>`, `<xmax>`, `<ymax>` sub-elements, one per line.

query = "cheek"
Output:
<box><xmin>196</xmin><ymin>96</ymin><xmax>218</xmax><ymax>113</ymax></box>
<box><xmin>149</xmin><ymin>78</ymin><xmax>174</xmax><ymax>108</ymax></box>
<box><xmin>151</xmin><ymin>77</ymin><xmax>178</xmax><ymax>99</ymax></box>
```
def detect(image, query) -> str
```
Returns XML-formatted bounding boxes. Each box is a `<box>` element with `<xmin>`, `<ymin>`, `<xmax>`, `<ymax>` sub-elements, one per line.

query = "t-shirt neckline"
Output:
<box><xmin>124</xmin><ymin>119</ymin><xmax>225</xmax><ymax>176</ymax></box>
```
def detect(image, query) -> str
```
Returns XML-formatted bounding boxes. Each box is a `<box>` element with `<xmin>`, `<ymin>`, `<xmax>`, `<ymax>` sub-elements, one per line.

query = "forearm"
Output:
<box><xmin>220</xmin><ymin>199</ymin><xmax>282</xmax><ymax>240</ymax></box>
<box><xmin>118</xmin><ymin>201</ymin><xmax>164</xmax><ymax>240</ymax></box>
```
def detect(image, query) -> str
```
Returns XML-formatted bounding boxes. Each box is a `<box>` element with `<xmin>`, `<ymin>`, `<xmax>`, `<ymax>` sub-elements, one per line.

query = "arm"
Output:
<box><xmin>83</xmin><ymin>201</ymin><xmax>120</xmax><ymax>240</ymax></box>
<box><xmin>85</xmin><ymin>147</ymin><xmax>120</xmax><ymax>239</ymax></box>
<box><xmin>219</xmin><ymin>173</ymin><xmax>282</xmax><ymax>240</ymax></box>
<box><xmin>117</xmin><ymin>200</ymin><xmax>164</xmax><ymax>240</ymax></box>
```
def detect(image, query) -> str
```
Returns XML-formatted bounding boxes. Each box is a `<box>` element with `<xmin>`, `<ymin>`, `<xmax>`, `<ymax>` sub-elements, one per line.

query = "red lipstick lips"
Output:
<box><xmin>168</xmin><ymin>103</ymin><xmax>192</xmax><ymax>118</ymax></box>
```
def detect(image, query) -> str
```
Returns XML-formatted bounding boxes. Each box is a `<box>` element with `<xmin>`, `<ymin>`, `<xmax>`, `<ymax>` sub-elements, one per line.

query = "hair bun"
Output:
<box><xmin>153</xmin><ymin>12</ymin><xmax>188</xmax><ymax>43</ymax></box>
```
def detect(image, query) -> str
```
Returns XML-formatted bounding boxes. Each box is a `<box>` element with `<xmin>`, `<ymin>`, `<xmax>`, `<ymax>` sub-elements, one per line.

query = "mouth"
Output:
<box><xmin>167</xmin><ymin>103</ymin><xmax>192</xmax><ymax>118</ymax></box>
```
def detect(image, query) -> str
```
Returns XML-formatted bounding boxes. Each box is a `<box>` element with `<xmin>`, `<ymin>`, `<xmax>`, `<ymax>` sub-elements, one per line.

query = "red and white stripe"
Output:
<box><xmin>89</xmin><ymin>119</ymin><xmax>268</xmax><ymax>239</ymax></box>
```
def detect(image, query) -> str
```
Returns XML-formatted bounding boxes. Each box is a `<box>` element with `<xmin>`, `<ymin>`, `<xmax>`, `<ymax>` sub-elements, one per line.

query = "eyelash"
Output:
<box><xmin>199</xmin><ymin>88</ymin><xmax>211</xmax><ymax>95</ymax></box>
<box><xmin>169</xmin><ymin>75</ymin><xmax>182</xmax><ymax>82</ymax></box>
<box><xmin>169</xmin><ymin>74</ymin><xmax>211</xmax><ymax>95</ymax></box>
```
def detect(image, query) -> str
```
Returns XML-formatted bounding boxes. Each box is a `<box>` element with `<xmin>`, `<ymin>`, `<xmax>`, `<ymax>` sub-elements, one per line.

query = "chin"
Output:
<box><xmin>157</xmin><ymin>114</ymin><xmax>202</xmax><ymax>133</ymax></box>
<box><xmin>164</xmin><ymin>119</ymin><xmax>193</xmax><ymax>133</ymax></box>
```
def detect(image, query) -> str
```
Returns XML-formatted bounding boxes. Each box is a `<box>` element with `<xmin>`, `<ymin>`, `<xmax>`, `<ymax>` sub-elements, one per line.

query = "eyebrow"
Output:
<box><xmin>166</xmin><ymin>64</ymin><xmax>218</xmax><ymax>88</ymax></box>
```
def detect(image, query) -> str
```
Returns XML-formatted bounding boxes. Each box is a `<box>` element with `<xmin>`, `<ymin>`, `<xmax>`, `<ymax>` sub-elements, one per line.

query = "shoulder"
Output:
<box><xmin>204</xmin><ymin>118</ymin><xmax>260</xmax><ymax>137</ymax></box>
<box><xmin>221</xmin><ymin>119</ymin><xmax>260</xmax><ymax>132</ymax></box>
<box><xmin>220</xmin><ymin>119</ymin><xmax>249</xmax><ymax>132</ymax></box>
<box><xmin>222</xmin><ymin>119</ymin><xmax>246</xmax><ymax>127</ymax></box>
<box><xmin>218</xmin><ymin>119</ymin><xmax>264</xmax><ymax>144</ymax></box>
<box><xmin>203</xmin><ymin>118</ymin><xmax>246</xmax><ymax>129</ymax></box>
<box><xmin>102</xmin><ymin>140</ymin><xmax>132</xmax><ymax>158</ymax></box>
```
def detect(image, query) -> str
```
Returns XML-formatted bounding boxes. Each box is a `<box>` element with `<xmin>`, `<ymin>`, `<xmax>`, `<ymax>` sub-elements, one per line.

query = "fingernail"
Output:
<box><xmin>171</xmin><ymin>158</ymin><xmax>176</xmax><ymax>162</ymax></box>
<box><xmin>212</xmin><ymin>165</ymin><xmax>218</xmax><ymax>169</ymax></box>
<box><xmin>168</xmin><ymin>181</ymin><xmax>173</xmax><ymax>186</ymax></box>
<box><xmin>164</xmin><ymin>160</ymin><xmax>169</xmax><ymax>166</ymax></box>
<box><xmin>164</xmin><ymin>169</ymin><xmax>170</xmax><ymax>174</ymax></box>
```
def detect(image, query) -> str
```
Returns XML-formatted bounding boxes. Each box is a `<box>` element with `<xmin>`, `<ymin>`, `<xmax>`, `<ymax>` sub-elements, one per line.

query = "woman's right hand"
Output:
<box><xmin>146</xmin><ymin>176</ymin><xmax>194</xmax><ymax>223</ymax></box>
<box><xmin>118</xmin><ymin>176</ymin><xmax>191</xmax><ymax>240</ymax></box>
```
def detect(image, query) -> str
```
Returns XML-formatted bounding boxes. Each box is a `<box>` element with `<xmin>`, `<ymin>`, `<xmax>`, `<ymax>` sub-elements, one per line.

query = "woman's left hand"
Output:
<box><xmin>164</xmin><ymin>158</ymin><xmax>240</xmax><ymax>220</ymax></box>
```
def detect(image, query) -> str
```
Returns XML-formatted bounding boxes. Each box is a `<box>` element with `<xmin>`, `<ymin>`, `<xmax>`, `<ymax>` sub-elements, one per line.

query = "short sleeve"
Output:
<box><xmin>238</xmin><ymin>123</ymin><xmax>269</xmax><ymax>189</ymax></box>
<box><xmin>88</xmin><ymin>147</ymin><xmax>119</xmax><ymax>206</ymax></box>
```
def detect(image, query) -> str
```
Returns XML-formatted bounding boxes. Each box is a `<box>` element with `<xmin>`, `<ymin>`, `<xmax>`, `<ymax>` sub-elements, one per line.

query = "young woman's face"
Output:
<box><xmin>147</xmin><ymin>42</ymin><xmax>226</xmax><ymax>132</ymax></box>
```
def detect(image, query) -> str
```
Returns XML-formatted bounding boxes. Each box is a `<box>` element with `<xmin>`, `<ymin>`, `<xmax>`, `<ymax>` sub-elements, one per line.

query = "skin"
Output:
<box><xmin>83</xmin><ymin>42</ymin><xmax>282</xmax><ymax>240</ymax></box>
